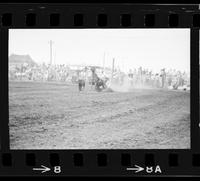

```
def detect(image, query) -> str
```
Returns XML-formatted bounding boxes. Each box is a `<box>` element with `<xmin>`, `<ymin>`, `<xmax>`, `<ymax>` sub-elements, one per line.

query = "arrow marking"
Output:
<box><xmin>126</xmin><ymin>165</ymin><xmax>144</xmax><ymax>173</ymax></box>
<box><xmin>33</xmin><ymin>165</ymin><xmax>51</xmax><ymax>173</ymax></box>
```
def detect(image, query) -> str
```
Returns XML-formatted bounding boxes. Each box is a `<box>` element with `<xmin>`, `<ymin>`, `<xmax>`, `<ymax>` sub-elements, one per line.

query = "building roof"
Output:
<box><xmin>9</xmin><ymin>54</ymin><xmax>36</xmax><ymax>65</ymax></box>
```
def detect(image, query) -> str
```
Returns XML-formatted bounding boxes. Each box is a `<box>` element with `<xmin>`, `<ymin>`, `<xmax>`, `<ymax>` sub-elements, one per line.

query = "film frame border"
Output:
<box><xmin>0</xmin><ymin>3</ymin><xmax>199</xmax><ymax>176</ymax></box>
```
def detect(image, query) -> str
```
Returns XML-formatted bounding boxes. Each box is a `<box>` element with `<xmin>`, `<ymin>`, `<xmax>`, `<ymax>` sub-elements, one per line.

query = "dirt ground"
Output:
<box><xmin>9</xmin><ymin>81</ymin><xmax>190</xmax><ymax>149</ymax></box>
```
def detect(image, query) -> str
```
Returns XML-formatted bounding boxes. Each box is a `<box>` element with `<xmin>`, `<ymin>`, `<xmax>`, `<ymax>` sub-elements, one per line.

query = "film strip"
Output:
<box><xmin>0</xmin><ymin>3</ymin><xmax>199</xmax><ymax>177</ymax></box>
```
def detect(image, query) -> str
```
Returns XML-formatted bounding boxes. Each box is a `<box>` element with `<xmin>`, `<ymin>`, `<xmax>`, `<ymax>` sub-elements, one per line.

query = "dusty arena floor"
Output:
<box><xmin>9</xmin><ymin>81</ymin><xmax>190</xmax><ymax>149</ymax></box>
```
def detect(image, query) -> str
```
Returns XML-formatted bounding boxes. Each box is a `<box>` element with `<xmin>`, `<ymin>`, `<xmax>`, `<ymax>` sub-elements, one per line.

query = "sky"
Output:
<box><xmin>9</xmin><ymin>29</ymin><xmax>190</xmax><ymax>73</ymax></box>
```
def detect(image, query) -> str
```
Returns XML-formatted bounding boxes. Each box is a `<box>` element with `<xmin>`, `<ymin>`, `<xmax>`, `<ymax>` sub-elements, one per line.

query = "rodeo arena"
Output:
<box><xmin>9</xmin><ymin>54</ymin><xmax>190</xmax><ymax>92</ymax></box>
<box><xmin>9</xmin><ymin>54</ymin><xmax>190</xmax><ymax>149</ymax></box>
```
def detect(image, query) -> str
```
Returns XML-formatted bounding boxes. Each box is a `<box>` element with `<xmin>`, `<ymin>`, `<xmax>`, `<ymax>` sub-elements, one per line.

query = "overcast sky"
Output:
<box><xmin>9</xmin><ymin>29</ymin><xmax>190</xmax><ymax>73</ymax></box>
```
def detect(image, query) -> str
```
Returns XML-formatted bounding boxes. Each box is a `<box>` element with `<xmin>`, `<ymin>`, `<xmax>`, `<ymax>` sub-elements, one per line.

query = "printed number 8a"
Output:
<box><xmin>54</xmin><ymin>166</ymin><xmax>61</xmax><ymax>173</ymax></box>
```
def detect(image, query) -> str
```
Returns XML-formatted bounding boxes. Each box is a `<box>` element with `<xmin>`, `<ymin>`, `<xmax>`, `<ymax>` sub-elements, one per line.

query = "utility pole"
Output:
<box><xmin>49</xmin><ymin>40</ymin><xmax>54</xmax><ymax>65</ymax></box>
<box><xmin>111</xmin><ymin>58</ymin><xmax>115</xmax><ymax>80</ymax></box>
<box><xmin>103</xmin><ymin>52</ymin><xmax>105</xmax><ymax>73</ymax></box>
<box><xmin>54</xmin><ymin>51</ymin><xmax>56</xmax><ymax>65</ymax></box>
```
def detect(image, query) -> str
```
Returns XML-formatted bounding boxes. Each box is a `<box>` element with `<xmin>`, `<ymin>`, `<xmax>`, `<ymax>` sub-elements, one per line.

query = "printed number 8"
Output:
<box><xmin>54</xmin><ymin>166</ymin><xmax>61</xmax><ymax>173</ymax></box>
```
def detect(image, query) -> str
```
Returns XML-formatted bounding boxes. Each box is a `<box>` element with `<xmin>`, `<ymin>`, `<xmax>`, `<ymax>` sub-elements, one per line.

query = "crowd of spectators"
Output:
<box><xmin>9</xmin><ymin>63</ymin><xmax>71</xmax><ymax>82</ymax></box>
<box><xmin>9</xmin><ymin>63</ymin><xmax>190</xmax><ymax>90</ymax></box>
<box><xmin>112</xmin><ymin>67</ymin><xmax>190</xmax><ymax>90</ymax></box>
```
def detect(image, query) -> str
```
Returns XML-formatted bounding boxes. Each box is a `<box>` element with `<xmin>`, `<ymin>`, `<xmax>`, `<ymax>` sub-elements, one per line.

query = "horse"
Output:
<box><xmin>95</xmin><ymin>78</ymin><xmax>107</xmax><ymax>92</ymax></box>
